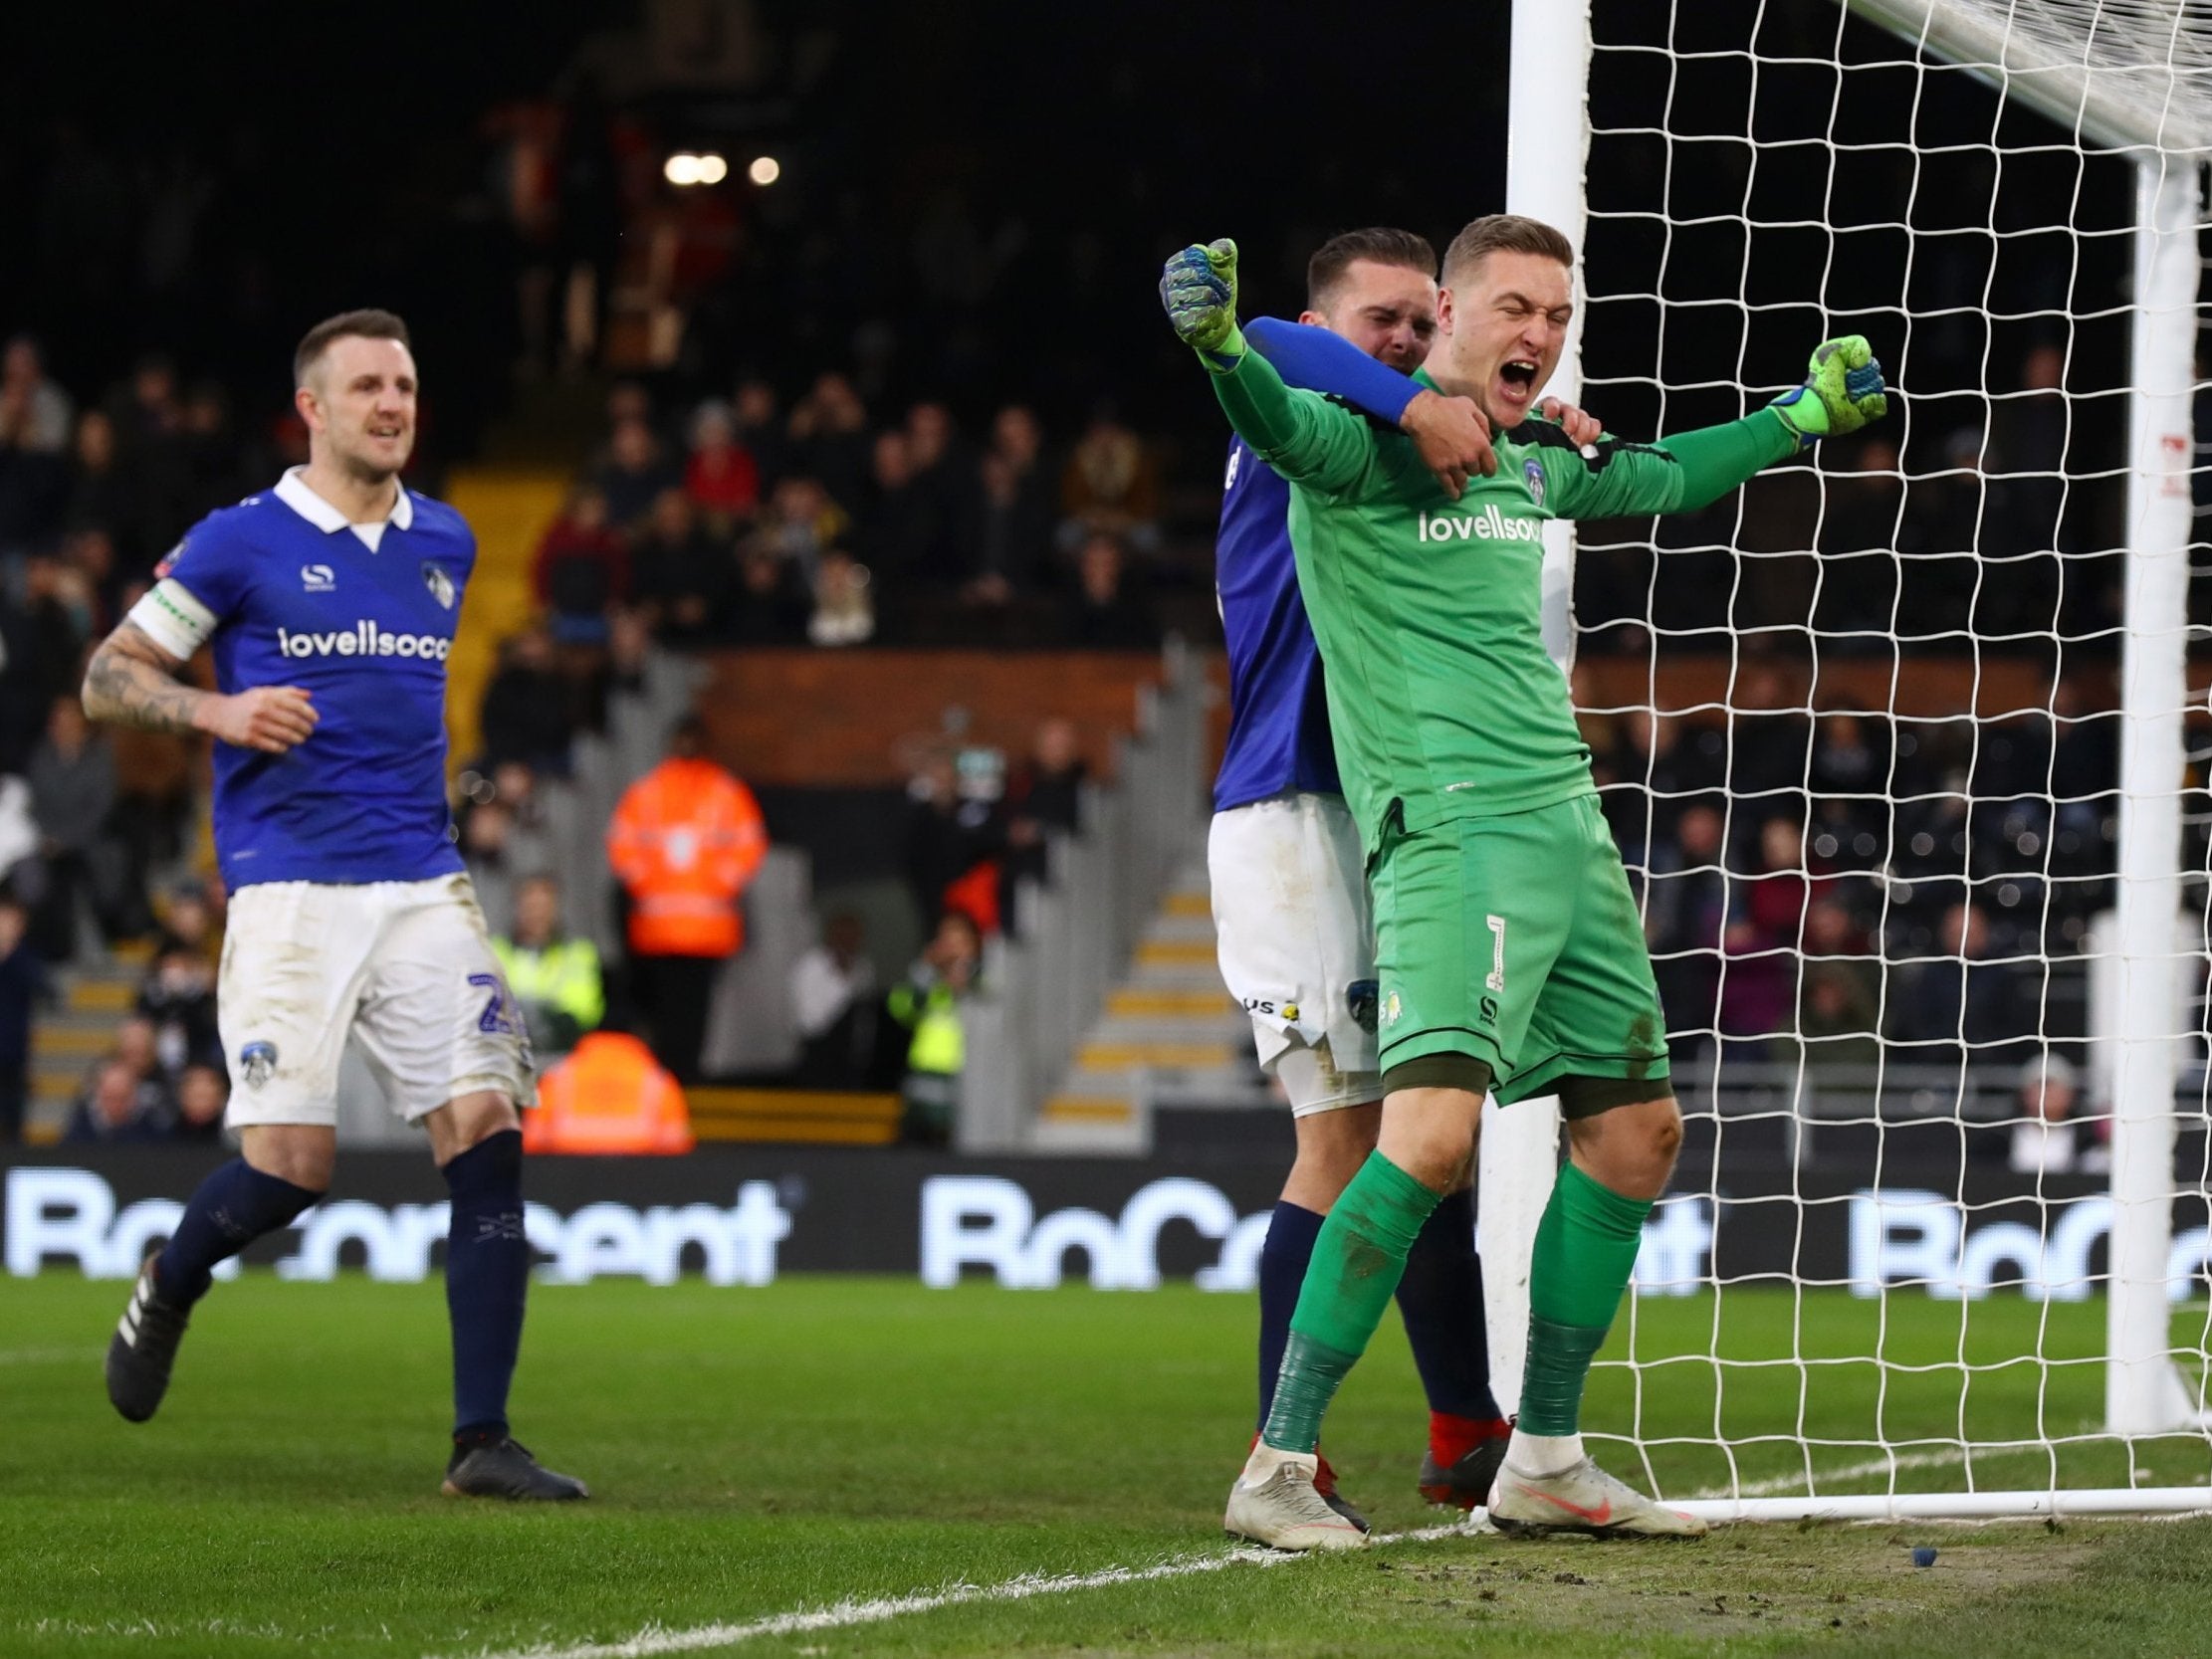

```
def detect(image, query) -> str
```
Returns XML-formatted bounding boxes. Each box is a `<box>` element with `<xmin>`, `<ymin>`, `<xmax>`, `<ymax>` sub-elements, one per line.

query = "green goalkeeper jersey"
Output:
<box><xmin>1213</xmin><ymin>350</ymin><xmax>1797</xmax><ymax>851</ymax></box>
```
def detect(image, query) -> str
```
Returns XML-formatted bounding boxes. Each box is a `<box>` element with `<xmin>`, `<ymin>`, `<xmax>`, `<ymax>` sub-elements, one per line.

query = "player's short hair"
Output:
<box><xmin>294</xmin><ymin>309</ymin><xmax>412</xmax><ymax>388</ymax></box>
<box><xmin>1441</xmin><ymin>215</ymin><xmax>1576</xmax><ymax>287</ymax></box>
<box><xmin>1306</xmin><ymin>228</ymin><xmax>1438</xmax><ymax>311</ymax></box>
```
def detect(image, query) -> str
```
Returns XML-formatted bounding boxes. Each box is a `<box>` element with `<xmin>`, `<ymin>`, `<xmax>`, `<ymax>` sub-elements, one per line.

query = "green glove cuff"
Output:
<box><xmin>1197</xmin><ymin>322</ymin><xmax>1248</xmax><ymax>375</ymax></box>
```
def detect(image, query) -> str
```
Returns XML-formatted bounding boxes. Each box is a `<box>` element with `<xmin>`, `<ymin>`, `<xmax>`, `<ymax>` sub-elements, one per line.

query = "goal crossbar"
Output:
<box><xmin>1843</xmin><ymin>0</ymin><xmax>2212</xmax><ymax>154</ymax></box>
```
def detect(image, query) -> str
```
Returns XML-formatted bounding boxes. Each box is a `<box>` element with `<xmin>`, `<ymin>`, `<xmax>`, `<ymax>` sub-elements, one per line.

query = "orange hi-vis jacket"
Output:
<box><xmin>606</xmin><ymin>756</ymin><xmax>768</xmax><ymax>957</ymax></box>
<box><xmin>525</xmin><ymin>1030</ymin><xmax>695</xmax><ymax>1155</ymax></box>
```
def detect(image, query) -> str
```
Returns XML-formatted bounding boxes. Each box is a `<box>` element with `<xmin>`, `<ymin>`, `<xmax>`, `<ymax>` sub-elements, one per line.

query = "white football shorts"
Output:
<box><xmin>219</xmin><ymin>874</ymin><xmax>536</xmax><ymax>1130</ymax></box>
<box><xmin>1208</xmin><ymin>790</ymin><xmax>1382</xmax><ymax>1116</ymax></box>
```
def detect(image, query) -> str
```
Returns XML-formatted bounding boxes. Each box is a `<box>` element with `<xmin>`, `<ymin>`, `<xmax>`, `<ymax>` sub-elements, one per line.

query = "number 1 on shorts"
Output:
<box><xmin>1485</xmin><ymin>913</ymin><xmax>1506</xmax><ymax>993</ymax></box>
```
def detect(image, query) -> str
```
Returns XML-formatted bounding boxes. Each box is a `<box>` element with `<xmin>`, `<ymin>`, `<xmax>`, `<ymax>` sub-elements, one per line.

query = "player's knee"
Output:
<box><xmin>1644</xmin><ymin>1099</ymin><xmax>1683</xmax><ymax>1168</ymax></box>
<box><xmin>241</xmin><ymin>1126</ymin><xmax>335</xmax><ymax>1193</ymax></box>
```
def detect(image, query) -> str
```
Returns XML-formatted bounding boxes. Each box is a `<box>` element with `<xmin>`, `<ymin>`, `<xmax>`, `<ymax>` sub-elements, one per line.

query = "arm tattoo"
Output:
<box><xmin>82</xmin><ymin>623</ymin><xmax>207</xmax><ymax>736</ymax></box>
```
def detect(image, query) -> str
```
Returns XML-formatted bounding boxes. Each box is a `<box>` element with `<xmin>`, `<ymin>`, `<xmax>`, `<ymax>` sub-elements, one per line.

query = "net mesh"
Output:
<box><xmin>1571</xmin><ymin>0</ymin><xmax>2212</xmax><ymax>1502</ymax></box>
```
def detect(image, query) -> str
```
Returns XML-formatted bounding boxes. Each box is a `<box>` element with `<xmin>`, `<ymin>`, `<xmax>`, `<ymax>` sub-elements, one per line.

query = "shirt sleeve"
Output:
<box><xmin>1245</xmin><ymin>317</ymin><xmax>1422</xmax><ymax>427</ymax></box>
<box><xmin>123</xmin><ymin>523</ymin><xmax>251</xmax><ymax>659</ymax></box>
<box><xmin>1532</xmin><ymin>408</ymin><xmax>1799</xmax><ymax>520</ymax></box>
<box><xmin>1209</xmin><ymin>346</ymin><xmax>1378</xmax><ymax>497</ymax></box>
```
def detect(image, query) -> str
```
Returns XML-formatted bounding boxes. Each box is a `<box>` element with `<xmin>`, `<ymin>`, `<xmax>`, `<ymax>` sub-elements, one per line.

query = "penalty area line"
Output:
<box><xmin>445</xmin><ymin>1523</ymin><xmax>1477</xmax><ymax>1659</ymax></box>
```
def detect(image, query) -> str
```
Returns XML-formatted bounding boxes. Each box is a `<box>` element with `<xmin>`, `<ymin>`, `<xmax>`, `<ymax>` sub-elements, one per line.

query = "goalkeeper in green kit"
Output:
<box><xmin>1161</xmin><ymin>217</ymin><xmax>1887</xmax><ymax>1551</ymax></box>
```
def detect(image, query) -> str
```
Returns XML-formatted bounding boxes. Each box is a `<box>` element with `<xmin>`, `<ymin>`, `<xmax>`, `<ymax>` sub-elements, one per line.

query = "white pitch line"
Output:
<box><xmin>1695</xmin><ymin>1446</ymin><xmax>1969</xmax><ymax>1500</ymax></box>
<box><xmin>446</xmin><ymin>1523</ymin><xmax>1479</xmax><ymax>1659</ymax></box>
<box><xmin>0</xmin><ymin>1348</ymin><xmax>96</xmax><ymax>1367</ymax></box>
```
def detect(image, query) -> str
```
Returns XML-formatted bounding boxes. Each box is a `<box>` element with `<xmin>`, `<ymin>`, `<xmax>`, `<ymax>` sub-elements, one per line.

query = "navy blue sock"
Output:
<box><xmin>1256</xmin><ymin>1200</ymin><xmax>1326</xmax><ymax>1432</ymax></box>
<box><xmin>1394</xmin><ymin>1188</ymin><xmax>1502</xmax><ymax>1421</ymax></box>
<box><xmin>153</xmin><ymin>1158</ymin><xmax>321</xmax><ymax>1306</ymax></box>
<box><xmin>443</xmin><ymin>1130</ymin><xmax>529</xmax><ymax>1441</ymax></box>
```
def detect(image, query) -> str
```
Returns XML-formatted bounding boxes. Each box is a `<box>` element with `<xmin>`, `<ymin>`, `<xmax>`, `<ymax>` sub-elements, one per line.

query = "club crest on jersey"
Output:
<box><xmin>238</xmin><ymin>1040</ymin><xmax>278</xmax><ymax>1090</ymax></box>
<box><xmin>422</xmin><ymin>561</ymin><xmax>455</xmax><ymax>610</ymax></box>
<box><xmin>301</xmin><ymin>563</ymin><xmax>335</xmax><ymax>593</ymax></box>
<box><xmin>1523</xmin><ymin>458</ymin><xmax>1546</xmax><ymax>509</ymax></box>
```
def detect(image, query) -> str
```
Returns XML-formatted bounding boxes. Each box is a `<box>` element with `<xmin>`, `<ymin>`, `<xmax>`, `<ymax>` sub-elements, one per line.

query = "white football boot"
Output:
<box><xmin>1487</xmin><ymin>1456</ymin><xmax>1707</xmax><ymax>1538</ymax></box>
<box><xmin>1223</xmin><ymin>1443</ymin><xmax>1371</xmax><ymax>1552</ymax></box>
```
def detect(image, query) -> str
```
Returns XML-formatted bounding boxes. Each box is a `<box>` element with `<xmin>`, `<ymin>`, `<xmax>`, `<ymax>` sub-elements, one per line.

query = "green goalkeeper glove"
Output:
<box><xmin>1160</xmin><ymin>239</ymin><xmax>1246</xmax><ymax>372</ymax></box>
<box><xmin>1769</xmin><ymin>334</ymin><xmax>1890</xmax><ymax>445</ymax></box>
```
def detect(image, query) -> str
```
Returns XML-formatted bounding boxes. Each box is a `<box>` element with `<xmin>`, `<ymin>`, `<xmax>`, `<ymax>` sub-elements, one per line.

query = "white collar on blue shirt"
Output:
<box><xmin>273</xmin><ymin>466</ymin><xmax>415</xmax><ymax>541</ymax></box>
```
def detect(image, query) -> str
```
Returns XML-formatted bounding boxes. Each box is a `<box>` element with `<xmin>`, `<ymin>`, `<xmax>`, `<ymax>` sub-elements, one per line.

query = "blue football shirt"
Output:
<box><xmin>130</xmin><ymin>469</ymin><xmax>470</xmax><ymax>891</ymax></box>
<box><xmin>1212</xmin><ymin>319</ymin><xmax>1434</xmax><ymax>814</ymax></box>
<box><xmin>1211</xmin><ymin>435</ymin><xmax>1342</xmax><ymax>813</ymax></box>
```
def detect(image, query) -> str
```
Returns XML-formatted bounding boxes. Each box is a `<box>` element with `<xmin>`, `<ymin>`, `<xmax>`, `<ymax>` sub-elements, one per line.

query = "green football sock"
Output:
<box><xmin>1518</xmin><ymin>1161</ymin><xmax>1654</xmax><ymax>1436</ymax></box>
<box><xmin>1260</xmin><ymin>1151</ymin><xmax>1440</xmax><ymax>1453</ymax></box>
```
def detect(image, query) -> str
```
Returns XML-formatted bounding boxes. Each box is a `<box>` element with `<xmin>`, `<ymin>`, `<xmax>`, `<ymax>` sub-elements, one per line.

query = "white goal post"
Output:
<box><xmin>1490</xmin><ymin>0</ymin><xmax>2212</xmax><ymax>1521</ymax></box>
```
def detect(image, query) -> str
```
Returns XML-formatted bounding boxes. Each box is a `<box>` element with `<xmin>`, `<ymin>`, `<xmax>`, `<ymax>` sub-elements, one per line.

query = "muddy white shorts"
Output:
<box><xmin>219</xmin><ymin>874</ymin><xmax>536</xmax><ymax>1130</ymax></box>
<box><xmin>1208</xmin><ymin>791</ymin><xmax>1382</xmax><ymax>1115</ymax></box>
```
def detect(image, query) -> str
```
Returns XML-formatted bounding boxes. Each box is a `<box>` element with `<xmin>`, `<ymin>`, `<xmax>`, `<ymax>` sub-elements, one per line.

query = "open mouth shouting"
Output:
<box><xmin>1495</xmin><ymin>358</ymin><xmax>1540</xmax><ymax>419</ymax></box>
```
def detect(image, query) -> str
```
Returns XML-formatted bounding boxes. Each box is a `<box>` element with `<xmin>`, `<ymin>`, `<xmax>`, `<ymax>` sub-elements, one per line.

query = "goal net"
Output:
<box><xmin>1518</xmin><ymin>0</ymin><xmax>2212</xmax><ymax>1518</ymax></box>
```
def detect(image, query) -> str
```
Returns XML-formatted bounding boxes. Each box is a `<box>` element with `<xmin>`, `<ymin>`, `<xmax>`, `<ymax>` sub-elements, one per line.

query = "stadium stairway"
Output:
<box><xmin>23</xmin><ymin>944</ymin><xmax>151</xmax><ymax>1143</ymax></box>
<box><xmin>1030</xmin><ymin>849</ymin><xmax>1255</xmax><ymax>1152</ymax></box>
<box><xmin>439</xmin><ymin>468</ymin><xmax>570</xmax><ymax>767</ymax></box>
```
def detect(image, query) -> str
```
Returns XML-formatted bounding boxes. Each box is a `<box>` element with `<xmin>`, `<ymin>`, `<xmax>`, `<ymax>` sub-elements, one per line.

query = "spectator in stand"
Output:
<box><xmin>786</xmin><ymin>371</ymin><xmax>871</xmax><ymax>512</ymax></box>
<box><xmin>526</xmin><ymin>1014</ymin><xmax>693</xmax><ymax>1155</ymax></box>
<box><xmin>905</xmin><ymin>401</ymin><xmax>972</xmax><ymax>574</ymax></box>
<box><xmin>1809</xmin><ymin>438</ymin><xmax>1903</xmax><ymax>647</ymax></box>
<box><xmin>594</xmin><ymin>414</ymin><xmax>679</xmax><ymax>531</ymax></box>
<box><xmin>1888</xmin><ymin>899</ymin><xmax>2032</xmax><ymax>1078</ymax></box>
<box><xmin>138</xmin><ymin>936</ymin><xmax>220</xmax><ymax>1080</ymax></box>
<box><xmin>1057</xmin><ymin>410</ymin><xmax>1161</xmax><ymax>558</ymax></box>
<box><xmin>27</xmin><ymin>694</ymin><xmax>127</xmax><ymax>962</ymax></box>
<box><xmin>807</xmin><ymin>547</ymin><xmax>876</xmax><ymax>647</ymax></box>
<box><xmin>963</xmin><ymin>451</ymin><xmax>1048</xmax><ymax>611</ymax></box>
<box><xmin>493</xmin><ymin>874</ymin><xmax>605</xmax><ymax>1060</ymax></box>
<box><xmin>106</xmin><ymin>353</ymin><xmax>189</xmax><ymax>543</ymax></box>
<box><xmin>1063</xmin><ymin>532</ymin><xmax>1157</xmax><ymax>648</ymax></box>
<box><xmin>460</xmin><ymin>797</ymin><xmax>519</xmax><ymax>940</ymax></box>
<box><xmin>170</xmin><ymin>1062</ymin><xmax>229</xmax><ymax>1144</ymax></box>
<box><xmin>996</xmin><ymin>716</ymin><xmax>1087</xmax><ymax>930</ymax></box>
<box><xmin>488</xmin><ymin>759</ymin><xmax>566</xmax><ymax>878</ymax></box>
<box><xmin>533</xmin><ymin>487</ymin><xmax>628</xmax><ymax>646</ymax></box>
<box><xmin>983</xmin><ymin>405</ymin><xmax>1053</xmax><ymax>540</ymax></box>
<box><xmin>1792</xmin><ymin>899</ymin><xmax>1882</xmax><ymax>1073</ymax></box>
<box><xmin>0</xmin><ymin>896</ymin><xmax>50</xmax><ymax>1142</ymax></box>
<box><xmin>630</xmin><ymin>488</ymin><xmax>736</xmax><ymax>649</ymax></box>
<box><xmin>0</xmin><ymin>572</ymin><xmax>73</xmax><ymax>771</ymax></box>
<box><xmin>730</xmin><ymin>544</ymin><xmax>812</xmax><ymax>646</ymax></box>
<box><xmin>177</xmin><ymin>381</ymin><xmax>246</xmax><ymax>526</ymax></box>
<box><xmin>889</xmin><ymin>909</ymin><xmax>982</xmax><ymax>1147</ymax></box>
<box><xmin>1717</xmin><ymin>816</ymin><xmax>1825</xmax><ymax>1061</ymax></box>
<box><xmin>479</xmin><ymin>627</ymin><xmax>577</xmax><ymax>774</ymax></box>
<box><xmin>65</xmin><ymin>1057</ymin><xmax>170</xmax><ymax>1143</ymax></box>
<box><xmin>2</xmin><ymin>335</ymin><xmax>74</xmax><ymax>453</ymax></box>
<box><xmin>1</xmin><ymin>336</ymin><xmax>73</xmax><ymax>556</ymax></box>
<box><xmin>64</xmin><ymin>408</ymin><xmax>148</xmax><ymax>569</ymax></box>
<box><xmin>858</xmin><ymin>430</ymin><xmax>937</xmax><ymax>583</ymax></box>
<box><xmin>1646</xmin><ymin>799</ymin><xmax>1728</xmax><ymax>1065</ymax></box>
<box><xmin>683</xmin><ymin>399</ymin><xmax>761</xmax><ymax>530</ymax></box>
<box><xmin>732</xmin><ymin>379</ymin><xmax>790</xmax><ymax>493</ymax></box>
<box><xmin>606</xmin><ymin>716</ymin><xmax>769</xmax><ymax>1084</ymax></box>
<box><xmin>790</xmin><ymin>911</ymin><xmax>878</xmax><ymax>1088</ymax></box>
<box><xmin>1984</xmin><ymin>1052</ymin><xmax>2104</xmax><ymax>1175</ymax></box>
<box><xmin>904</xmin><ymin>751</ymin><xmax>1000</xmax><ymax>933</ymax></box>
<box><xmin>758</xmin><ymin>476</ymin><xmax>850</xmax><ymax>580</ymax></box>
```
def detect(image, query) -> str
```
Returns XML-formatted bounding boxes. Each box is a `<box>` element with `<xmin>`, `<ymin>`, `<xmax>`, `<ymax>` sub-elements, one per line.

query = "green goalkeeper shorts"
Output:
<box><xmin>1370</xmin><ymin>792</ymin><xmax>1669</xmax><ymax>1111</ymax></box>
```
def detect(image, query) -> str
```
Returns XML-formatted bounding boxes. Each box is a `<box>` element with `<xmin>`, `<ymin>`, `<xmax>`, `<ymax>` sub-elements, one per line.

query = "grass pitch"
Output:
<box><xmin>3</xmin><ymin>1275</ymin><xmax>2209</xmax><ymax>1657</ymax></box>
